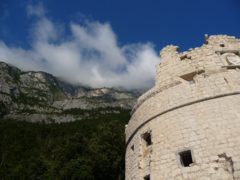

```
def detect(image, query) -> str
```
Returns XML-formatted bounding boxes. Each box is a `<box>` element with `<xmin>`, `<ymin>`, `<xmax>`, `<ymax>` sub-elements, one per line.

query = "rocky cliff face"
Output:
<box><xmin>0</xmin><ymin>62</ymin><xmax>142</xmax><ymax>123</ymax></box>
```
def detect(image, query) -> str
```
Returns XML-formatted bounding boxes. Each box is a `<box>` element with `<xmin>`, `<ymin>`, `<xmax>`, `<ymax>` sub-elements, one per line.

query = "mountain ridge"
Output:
<box><xmin>0</xmin><ymin>61</ymin><xmax>143</xmax><ymax>123</ymax></box>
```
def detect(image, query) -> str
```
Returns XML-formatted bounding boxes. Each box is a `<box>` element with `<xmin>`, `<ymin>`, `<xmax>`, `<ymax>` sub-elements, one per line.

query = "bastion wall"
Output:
<box><xmin>125</xmin><ymin>35</ymin><xmax>240</xmax><ymax>180</ymax></box>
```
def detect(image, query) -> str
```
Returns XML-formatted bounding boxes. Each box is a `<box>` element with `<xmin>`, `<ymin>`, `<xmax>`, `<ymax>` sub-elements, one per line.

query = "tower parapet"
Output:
<box><xmin>126</xmin><ymin>35</ymin><xmax>240</xmax><ymax>180</ymax></box>
<box><xmin>160</xmin><ymin>45</ymin><xmax>179</xmax><ymax>60</ymax></box>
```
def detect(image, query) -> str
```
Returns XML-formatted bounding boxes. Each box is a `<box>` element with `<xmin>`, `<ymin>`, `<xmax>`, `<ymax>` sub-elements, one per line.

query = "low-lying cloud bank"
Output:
<box><xmin>0</xmin><ymin>4</ymin><xmax>159</xmax><ymax>89</ymax></box>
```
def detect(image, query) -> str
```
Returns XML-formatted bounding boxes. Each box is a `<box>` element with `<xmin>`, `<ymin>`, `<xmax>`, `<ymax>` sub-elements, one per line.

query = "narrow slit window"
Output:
<box><xmin>179</xmin><ymin>150</ymin><xmax>193</xmax><ymax>167</ymax></box>
<box><xmin>142</xmin><ymin>131</ymin><xmax>152</xmax><ymax>146</ymax></box>
<box><xmin>131</xmin><ymin>145</ymin><xmax>134</xmax><ymax>151</ymax></box>
<box><xmin>144</xmin><ymin>174</ymin><xmax>150</xmax><ymax>180</ymax></box>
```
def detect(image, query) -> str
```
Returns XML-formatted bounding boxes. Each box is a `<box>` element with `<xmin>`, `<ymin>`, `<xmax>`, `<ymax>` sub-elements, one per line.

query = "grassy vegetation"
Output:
<box><xmin>7</xmin><ymin>66</ymin><xmax>20</xmax><ymax>83</ymax></box>
<box><xmin>48</xmin><ymin>83</ymin><xmax>66</xmax><ymax>101</ymax></box>
<box><xmin>0</xmin><ymin>109</ymin><xmax>130</xmax><ymax>180</ymax></box>
<box><xmin>62</xmin><ymin>107</ymin><xmax>125</xmax><ymax>115</ymax></box>
<box><xmin>13</xmin><ymin>92</ymin><xmax>47</xmax><ymax>107</ymax></box>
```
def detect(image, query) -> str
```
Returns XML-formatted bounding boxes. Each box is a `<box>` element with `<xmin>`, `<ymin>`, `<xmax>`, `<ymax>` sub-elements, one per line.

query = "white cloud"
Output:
<box><xmin>0</xmin><ymin>4</ymin><xmax>160</xmax><ymax>89</ymax></box>
<box><xmin>26</xmin><ymin>3</ymin><xmax>45</xmax><ymax>17</ymax></box>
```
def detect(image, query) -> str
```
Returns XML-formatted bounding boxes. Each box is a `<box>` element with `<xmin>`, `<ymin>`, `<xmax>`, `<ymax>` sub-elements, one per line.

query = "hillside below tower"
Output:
<box><xmin>125</xmin><ymin>35</ymin><xmax>240</xmax><ymax>180</ymax></box>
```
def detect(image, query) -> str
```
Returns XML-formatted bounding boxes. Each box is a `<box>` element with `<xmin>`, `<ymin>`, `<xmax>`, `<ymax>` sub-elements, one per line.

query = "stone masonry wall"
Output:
<box><xmin>126</xmin><ymin>35</ymin><xmax>240</xmax><ymax>180</ymax></box>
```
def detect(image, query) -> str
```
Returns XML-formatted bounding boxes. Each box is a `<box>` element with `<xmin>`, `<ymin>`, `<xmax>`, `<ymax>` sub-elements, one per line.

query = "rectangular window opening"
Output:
<box><xmin>142</xmin><ymin>131</ymin><xmax>152</xmax><ymax>146</ymax></box>
<box><xmin>179</xmin><ymin>150</ymin><xmax>193</xmax><ymax>167</ymax></box>
<box><xmin>220</xmin><ymin>43</ymin><xmax>225</xmax><ymax>47</ymax></box>
<box><xmin>144</xmin><ymin>174</ymin><xmax>150</xmax><ymax>180</ymax></box>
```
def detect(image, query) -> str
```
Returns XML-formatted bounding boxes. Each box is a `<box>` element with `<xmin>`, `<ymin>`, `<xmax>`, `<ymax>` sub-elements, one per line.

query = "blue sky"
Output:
<box><xmin>0</xmin><ymin>0</ymin><xmax>239</xmax><ymax>89</ymax></box>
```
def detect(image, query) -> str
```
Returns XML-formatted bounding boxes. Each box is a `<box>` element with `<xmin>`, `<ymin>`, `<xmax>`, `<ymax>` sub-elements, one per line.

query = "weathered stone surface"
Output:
<box><xmin>125</xmin><ymin>35</ymin><xmax>240</xmax><ymax>180</ymax></box>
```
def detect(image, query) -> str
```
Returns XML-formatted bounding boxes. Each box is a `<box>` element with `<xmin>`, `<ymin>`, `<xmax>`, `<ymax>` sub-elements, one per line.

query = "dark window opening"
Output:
<box><xmin>142</xmin><ymin>131</ymin><xmax>152</xmax><ymax>146</ymax></box>
<box><xmin>131</xmin><ymin>145</ymin><xmax>134</xmax><ymax>151</ymax></box>
<box><xmin>180</xmin><ymin>70</ymin><xmax>205</xmax><ymax>83</ymax></box>
<box><xmin>180</xmin><ymin>72</ymin><xmax>195</xmax><ymax>83</ymax></box>
<box><xmin>179</xmin><ymin>150</ymin><xmax>193</xmax><ymax>167</ymax></box>
<box><xmin>220</xmin><ymin>44</ymin><xmax>225</xmax><ymax>47</ymax></box>
<box><xmin>144</xmin><ymin>174</ymin><xmax>150</xmax><ymax>180</ymax></box>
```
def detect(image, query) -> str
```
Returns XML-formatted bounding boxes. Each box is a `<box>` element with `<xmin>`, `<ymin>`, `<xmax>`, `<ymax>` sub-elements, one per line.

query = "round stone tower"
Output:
<box><xmin>125</xmin><ymin>35</ymin><xmax>240</xmax><ymax>180</ymax></box>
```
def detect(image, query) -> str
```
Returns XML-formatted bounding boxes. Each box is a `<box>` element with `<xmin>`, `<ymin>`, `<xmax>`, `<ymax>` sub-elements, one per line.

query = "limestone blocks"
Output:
<box><xmin>125</xmin><ymin>35</ymin><xmax>240</xmax><ymax>180</ymax></box>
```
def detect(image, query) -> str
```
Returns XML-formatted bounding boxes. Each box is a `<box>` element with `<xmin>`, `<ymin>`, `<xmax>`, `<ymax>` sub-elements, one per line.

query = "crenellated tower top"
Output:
<box><xmin>131</xmin><ymin>35</ymin><xmax>240</xmax><ymax>114</ymax></box>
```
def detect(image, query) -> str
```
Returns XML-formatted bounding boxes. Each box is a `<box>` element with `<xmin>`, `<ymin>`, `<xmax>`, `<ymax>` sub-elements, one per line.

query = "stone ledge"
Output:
<box><xmin>126</xmin><ymin>91</ymin><xmax>240</xmax><ymax>148</ymax></box>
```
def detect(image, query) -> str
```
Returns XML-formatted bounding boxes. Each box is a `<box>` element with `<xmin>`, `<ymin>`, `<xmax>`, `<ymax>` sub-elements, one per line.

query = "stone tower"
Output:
<box><xmin>125</xmin><ymin>35</ymin><xmax>240</xmax><ymax>180</ymax></box>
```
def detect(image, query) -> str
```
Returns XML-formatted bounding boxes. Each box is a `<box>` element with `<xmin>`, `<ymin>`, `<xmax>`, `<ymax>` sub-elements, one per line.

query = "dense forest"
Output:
<box><xmin>0</xmin><ymin>108</ymin><xmax>130</xmax><ymax>180</ymax></box>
